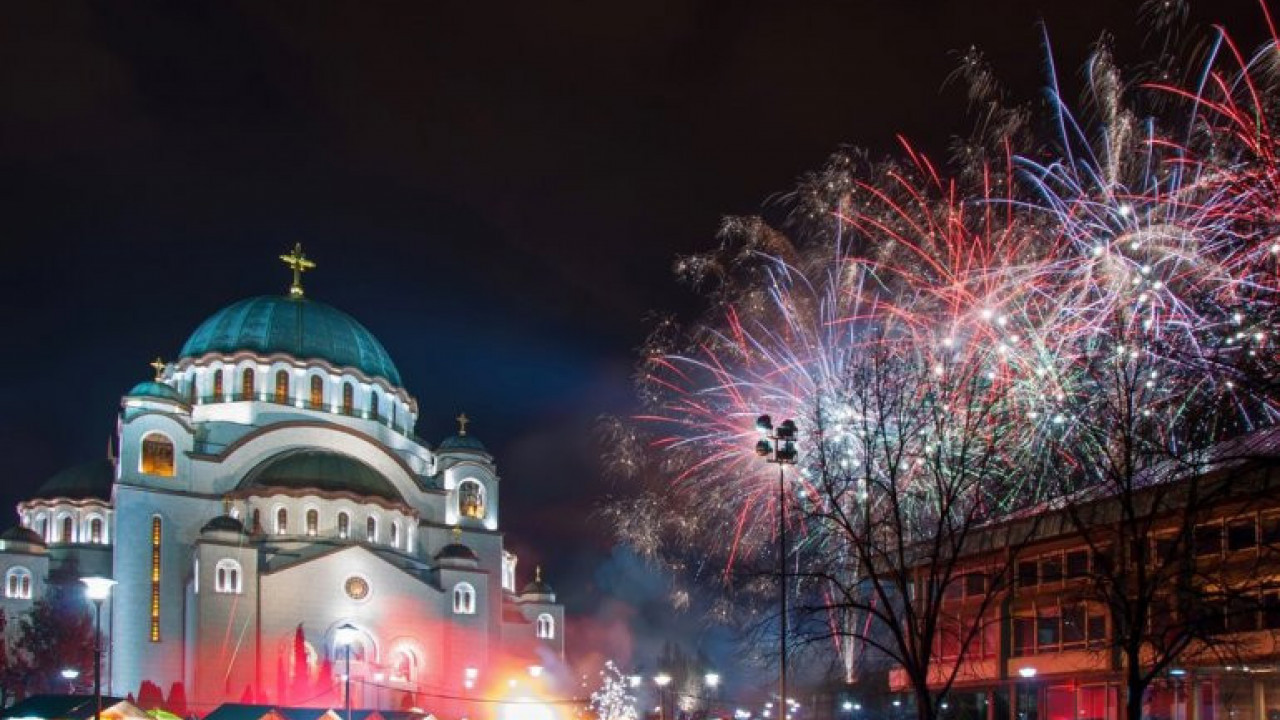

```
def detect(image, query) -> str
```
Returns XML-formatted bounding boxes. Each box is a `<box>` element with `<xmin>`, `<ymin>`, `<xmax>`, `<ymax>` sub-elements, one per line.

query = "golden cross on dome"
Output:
<box><xmin>456</xmin><ymin>412</ymin><xmax>470</xmax><ymax>436</ymax></box>
<box><xmin>149</xmin><ymin>357</ymin><xmax>166</xmax><ymax>381</ymax></box>
<box><xmin>279</xmin><ymin>243</ymin><xmax>316</xmax><ymax>298</ymax></box>
<box><xmin>535</xmin><ymin>565</ymin><xmax>542</xmax><ymax>582</ymax></box>
<box><xmin>451</xmin><ymin>526</ymin><xmax>463</xmax><ymax>540</ymax></box>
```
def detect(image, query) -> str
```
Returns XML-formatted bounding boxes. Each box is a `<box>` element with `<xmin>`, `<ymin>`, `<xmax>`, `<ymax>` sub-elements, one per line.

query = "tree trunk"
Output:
<box><xmin>1125</xmin><ymin>660</ymin><xmax>1145</xmax><ymax>720</ymax></box>
<box><xmin>914</xmin><ymin>681</ymin><xmax>936</xmax><ymax>720</ymax></box>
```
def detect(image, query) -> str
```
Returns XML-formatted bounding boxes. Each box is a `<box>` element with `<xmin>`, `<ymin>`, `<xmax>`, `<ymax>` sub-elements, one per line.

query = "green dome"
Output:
<box><xmin>242</xmin><ymin>451</ymin><xmax>403</xmax><ymax>502</ymax></box>
<box><xmin>438</xmin><ymin>434</ymin><xmax>488</xmax><ymax>453</ymax></box>
<box><xmin>35</xmin><ymin>459</ymin><xmax>114</xmax><ymax>501</ymax></box>
<box><xmin>179</xmin><ymin>296</ymin><xmax>402</xmax><ymax>386</ymax></box>
<box><xmin>127</xmin><ymin>381</ymin><xmax>185</xmax><ymax>403</ymax></box>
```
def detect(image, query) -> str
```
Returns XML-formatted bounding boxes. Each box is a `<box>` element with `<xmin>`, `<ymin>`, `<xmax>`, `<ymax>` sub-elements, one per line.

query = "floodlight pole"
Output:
<box><xmin>755</xmin><ymin>416</ymin><xmax>798</xmax><ymax>720</ymax></box>
<box><xmin>81</xmin><ymin>578</ymin><xmax>116</xmax><ymax>720</ymax></box>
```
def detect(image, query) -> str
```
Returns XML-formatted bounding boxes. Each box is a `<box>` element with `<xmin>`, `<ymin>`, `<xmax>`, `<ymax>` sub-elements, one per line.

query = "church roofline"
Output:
<box><xmin>187</xmin><ymin>420</ymin><xmax>438</xmax><ymax>492</ymax></box>
<box><xmin>174</xmin><ymin>352</ymin><xmax>417</xmax><ymax>410</ymax></box>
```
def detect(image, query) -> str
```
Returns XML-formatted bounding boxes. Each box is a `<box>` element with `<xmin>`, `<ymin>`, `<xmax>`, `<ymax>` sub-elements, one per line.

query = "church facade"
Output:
<box><xmin>0</xmin><ymin>247</ymin><xmax>565</xmax><ymax>716</ymax></box>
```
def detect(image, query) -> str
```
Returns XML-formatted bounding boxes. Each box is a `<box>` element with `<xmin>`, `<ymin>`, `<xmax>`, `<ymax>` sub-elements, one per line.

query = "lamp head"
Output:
<box><xmin>754</xmin><ymin>439</ymin><xmax>773</xmax><ymax>457</ymax></box>
<box><xmin>61</xmin><ymin>668</ymin><xmax>80</xmax><ymax>680</ymax></box>
<box><xmin>776</xmin><ymin>419</ymin><xmax>798</xmax><ymax>440</ymax></box>
<box><xmin>704</xmin><ymin>672</ymin><xmax>720</xmax><ymax>687</ymax></box>
<box><xmin>755</xmin><ymin>415</ymin><xmax>773</xmax><ymax>433</ymax></box>
<box><xmin>81</xmin><ymin>576</ymin><xmax>117</xmax><ymax>602</ymax></box>
<box><xmin>653</xmin><ymin>672</ymin><xmax>672</xmax><ymax>687</ymax></box>
<box><xmin>335</xmin><ymin>623</ymin><xmax>360</xmax><ymax>647</ymax></box>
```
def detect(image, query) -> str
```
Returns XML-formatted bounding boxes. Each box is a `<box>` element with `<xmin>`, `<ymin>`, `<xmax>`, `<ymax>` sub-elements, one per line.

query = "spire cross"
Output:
<box><xmin>451</xmin><ymin>526</ymin><xmax>462</xmax><ymax>541</ymax></box>
<box><xmin>456</xmin><ymin>412</ymin><xmax>470</xmax><ymax>436</ymax></box>
<box><xmin>150</xmin><ymin>357</ymin><xmax>166</xmax><ymax>381</ymax></box>
<box><xmin>535</xmin><ymin>565</ymin><xmax>542</xmax><ymax>582</ymax></box>
<box><xmin>279</xmin><ymin>243</ymin><xmax>316</xmax><ymax>298</ymax></box>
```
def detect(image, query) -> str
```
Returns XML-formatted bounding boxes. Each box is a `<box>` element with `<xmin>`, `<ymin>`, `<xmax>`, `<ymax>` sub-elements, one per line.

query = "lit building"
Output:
<box><xmin>0</xmin><ymin>246</ymin><xmax>565</xmax><ymax>716</ymax></box>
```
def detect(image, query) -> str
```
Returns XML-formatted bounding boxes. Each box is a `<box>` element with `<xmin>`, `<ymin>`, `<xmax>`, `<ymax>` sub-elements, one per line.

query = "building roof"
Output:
<box><xmin>202</xmin><ymin>514</ymin><xmax>248</xmax><ymax>535</ymax></box>
<box><xmin>179</xmin><ymin>295</ymin><xmax>402</xmax><ymax>386</ymax></box>
<box><xmin>241</xmin><ymin>451</ymin><xmax>404</xmax><ymax>502</ymax></box>
<box><xmin>126</xmin><ymin>380</ymin><xmax>185</xmax><ymax>403</ymax></box>
<box><xmin>0</xmin><ymin>525</ymin><xmax>45</xmax><ymax>546</ymax></box>
<box><xmin>0</xmin><ymin>694</ymin><xmax>126</xmax><ymax>720</ymax></box>
<box><xmin>437</xmin><ymin>434</ymin><xmax>488</xmax><ymax>453</ymax></box>
<box><xmin>434</xmin><ymin>543</ymin><xmax>479</xmax><ymax>562</ymax></box>
<box><xmin>33</xmin><ymin>459</ymin><xmax>114</xmax><ymax>502</ymax></box>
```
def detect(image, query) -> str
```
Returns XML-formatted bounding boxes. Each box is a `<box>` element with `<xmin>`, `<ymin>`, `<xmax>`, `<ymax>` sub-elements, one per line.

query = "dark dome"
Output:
<box><xmin>242</xmin><ymin>451</ymin><xmax>403</xmax><ymax>502</ymax></box>
<box><xmin>35</xmin><ymin>460</ymin><xmax>113</xmax><ymax>502</ymax></box>
<box><xmin>522</xmin><ymin>579</ymin><xmax>555</xmax><ymax>597</ymax></box>
<box><xmin>435</xmin><ymin>543</ymin><xmax>479</xmax><ymax>562</ymax></box>
<box><xmin>179</xmin><ymin>295</ymin><xmax>402</xmax><ymax>386</ymax></box>
<box><xmin>127</xmin><ymin>381</ymin><xmax>185</xmax><ymax>403</ymax></box>
<box><xmin>438</xmin><ymin>434</ymin><xmax>488</xmax><ymax>453</ymax></box>
<box><xmin>201</xmin><ymin>515</ymin><xmax>247</xmax><ymax>535</ymax></box>
<box><xmin>1</xmin><ymin>526</ymin><xmax>45</xmax><ymax>546</ymax></box>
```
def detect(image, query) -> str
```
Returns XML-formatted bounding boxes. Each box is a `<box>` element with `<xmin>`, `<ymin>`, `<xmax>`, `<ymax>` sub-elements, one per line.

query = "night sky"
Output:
<box><xmin>0</xmin><ymin>0</ymin><xmax>1267</xmax><ymax>680</ymax></box>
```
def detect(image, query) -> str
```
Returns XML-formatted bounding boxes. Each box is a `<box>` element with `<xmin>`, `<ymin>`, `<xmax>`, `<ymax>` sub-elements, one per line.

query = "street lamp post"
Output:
<box><xmin>755</xmin><ymin>415</ymin><xmax>798</xmax><ymax>720</ymax></box>
<box><xmin>335</xmin><ymin>624</ymin><xmax>360</xmax><ymax>720</ymax></box>
<box><xmin>654</xmin><ymin>673</ymin><xmax>672</xmax><ymax>720</ymax></box>
<box><xmin>81</xmin><ymin>577</ymin><xmax>117</xmax><ymax>720</ymax></box>
<box><xmin>61</xmin><ymin>668</ymin><xmax>80</xmax><ymax>694</ymax></box>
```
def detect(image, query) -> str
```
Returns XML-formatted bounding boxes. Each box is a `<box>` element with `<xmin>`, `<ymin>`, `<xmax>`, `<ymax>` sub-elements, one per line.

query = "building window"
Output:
<box><xmin>371</xmin><ymin>391</ymin><xmax>381</xmax><ymax>421</ymax></box>
<box><xmin>88</xmin><ymin>517</ymin><xmax>103</xmax><ymax>544</ymax></box>
<box><xmin>276</xmin><ymin>508</ymin><xmax>288</xmax><ymax>535</ymax></box>
<box><xmin>366</xmin><ymin>516</ymin><xmax>377</xmax><ymax>543</ymax></box>
<box><xmin>188</xmin><ymin>378</ymin><xmax>197</xmax><ymax>404</ymax></box>
<box><xmin>338</xmin><ymin>512</ymin><xmax>350</xmax><ymax>539</ymax></box>
<box><xmin>452</xmin><ymin>583</ymin><xmax>475</xmax><ymax>614</ymax></box>
<box><xmin>1228</xmin><ymin>518</ymin><xmax>1258</xmax><ymax>551</ymax></box>
<box><xmin>536</xmin><ymin>613</ymin><xmax>555</xmax><ymax>639</ymax></box>
<box><xmin>342</xmin><ymin>383</ymin><xmax>354</xmax><ymax>415</ymax></box>
<box><xmin>151</xmin><ymin>516</ymin><xmax>162</xmax><ymax>642</ymax></box>
<box><xmin>59</xmin><ymin>516</ymin><xmax>74</xmax><ymax>543</ymax></box>
<box><xmin>390</xmin><ymin>650</ymin><xmax>415</xmax><ymax>683</ymax></box>
<box><xmin>306</xmin><ymin>509</ymin><xmax>319</xmax><ymax>536</ymax></box>
<box><xmin>215</xmin><ymin>559</ymin><xmax>242</xmax><ymax>594</ymax></box>
<box><xmin>390</xmin><ymin>522</ymin><xmax>399</xmax><ymax>548</ymax></box>
<box><xmin>251</xmin><ymin>508</ymin><xmax>261</xmax><ymax>534</ymax></box>
<box><xmin>241</xmin><ymin>367</ymin><xmax>256</xmax><ymax>400</ymax></box>
<box><xmin>141</xmin><ymin>433</ymin><xmax>176</xmax><ymax>477</ymax></box>
<box><xmin>5</xmin><ymin>567</ymin><xmax>32</xmax><ymax>600</ymax></box>
<box><xmin>212</xmin><ymin>369</ymin><xmax>223</xmax><ymax>399</ymax></box>
<box><xmin>310</xmin><ymin>375</ymin><xmax>324</xmax><ymax>407</ymax></box>
<box><xmin>458</xmin><ymin>480</ymin><xmax>485</xmax><ymax>519</ymax></box>
<box><xmin>274</xmin><ymin>370</ymin><xmax>289</xmax><ymax>403</ymax></box>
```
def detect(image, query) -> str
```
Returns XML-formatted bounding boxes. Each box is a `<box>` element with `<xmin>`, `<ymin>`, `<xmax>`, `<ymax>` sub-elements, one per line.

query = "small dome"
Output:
<box><xmin>201</xmin><ymin>515</ymin><xmax>247</xmax><ymax>535</ymax></box>
<box><xmin>521</xmin><ymin>568</ymin><xmax>555</xmax><ymax>601</ymax></box>
<box><xmin>179</xmin><ymin>295</ymin><xmax>402</xmax><ymax>386</ymax></box>
<box><xmin>438</xmin><ymin>434</ymin><xmax>488</xmax><ymax>453</ymax></box>
<box><xmin>435</xmin><ymin>543</ymin><xmax>479</xmax><ymax>563</ymax></box>
<box><xmin>1</xmin><ymin>526</ymin><xmax>45</xmax><ymax>546</ymax></box>
<box><xmin>127</xmin><ymin>380</ymin><xmax>185</xmax><ymax>403</ymax></box>
<box><xmin>34</xmin><ymin>460</ymin><xmax>113</xmax><ymax>502</ymax></box>
<box><xmin>241</xmin><ymin>451</ymin><xmax>403</xmax><ymax>502</ymax></box>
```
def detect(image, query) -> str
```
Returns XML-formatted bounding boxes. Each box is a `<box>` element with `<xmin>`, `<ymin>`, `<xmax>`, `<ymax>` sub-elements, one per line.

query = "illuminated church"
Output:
<box><xmin>0</xmin><ymin>246</ymin><xmax>564</xmax><ymax>715</ymax></box>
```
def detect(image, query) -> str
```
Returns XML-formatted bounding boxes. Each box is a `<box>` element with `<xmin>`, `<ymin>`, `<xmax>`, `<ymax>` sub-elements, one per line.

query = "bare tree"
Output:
<box><xmin>786</xmin><ymin>341</ymin><xmax>1044</xmax><ymax>720</ymax></box>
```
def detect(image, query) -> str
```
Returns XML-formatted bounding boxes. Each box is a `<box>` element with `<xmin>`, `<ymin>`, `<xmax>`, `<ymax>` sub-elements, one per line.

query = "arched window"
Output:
<box><xmin>251</xmin><ymin>508</ymin><xmax>261</xmax><ymax>534</ymax></box>
<box><xmin>536</xmin><ymin>613</ymin><xmax>555</xmax><ymax>639</ymax></box>
<box><xmin>390</xmin><ymin>650</ymin><xmax>416</xmax><ymax>682</ymax></box>
<box><xmin>5</xmin><ymin>567</ymin><xmax>32</xmax><ymax>600</ymax></box>
<box><xmin>215</xmin><ymin>559</ymin><xmax>242</xmax><ymax>594</ymax></box>
<box><xmin>88</xmin><ymin>517</ymin><xmax>103</xmax><ymax>544</ymax></box>
<box><xmin>241</xmin><ymin>368</ymin><xmax>256</xmax><ymax>400</ymax></box>
<box><xmin>34</xmin><ymin>515</ymin><xmax>47</xmax><ymax>542</ymax></box>
<box><xmin>389</xmin><ymin>522</ymin><xmax>399</xmax><ymax>548</ymax></box>
<box><xmin>141</xmin><ymin>433</ymin><xmax>175</xmax><ymax>477</ymax></box>
<box><xmin>306</xmin><ymin>509</ymin><xmax>319</xmax><ymax>536</ymax></box>
<box><xmin>366</xmin><ymin>516</ymin><xmax>377</xmax><ymax>543</ymax></box>
<box><xmin>337</xmin><ymin>512</ymin><xmax>350</xmax><ymax>539</ymax></box>
<box><xmin>452</xmin><ymin>582</ymin><xmax>475</xmax><ymax>614</ymax></box>
<box><xmin>188</xmin><ymin>379</ymin><xmax>197</xmax><ymax>404</ymax></box>
<box><xmin>458</xmin><ymin>480</ymin><xmax>485</xmax><ymax>519</ymax></box>
<box><xmin>59</xmin><ymin>516</ymin><xmax>73</xmax><ymax>543</ymax></box>
<box><xmin>275</xmin><ymin>508</ymin><xmax>288</xmax><ymax>535</ymax></box>
<box><xmin>342</xmin><ymin>383</ymin><xmax>354</xmax><ymax>415</ymax></box>
<box><xmin>212</xmin><ymin>369</ymin><xmax>224</xmax><ymax>400</ymax></box>
<box><xmin>371</xmin><ymin>391</ymin><xmax>381</xmax><ymax>421</ymax></box>
<box><xmin>150</xmin><ymin>516</ymin><xmax>162</xmax><ymax>641</ymax></box>
<box><xmin>274</xmin><ymin>370</ymin><xmax>289</xmax><ymax>403</ymax></box>
<box><xmin>310</xmin><ymin>375</ymin><xmax>324</xmax><ymax>407</ymax></box>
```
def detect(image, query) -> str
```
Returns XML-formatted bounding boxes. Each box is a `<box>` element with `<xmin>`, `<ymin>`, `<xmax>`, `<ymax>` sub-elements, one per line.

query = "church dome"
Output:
<box><xmin>201</xmin><ymin>515</ymin><xmax>247</xmax><ymax>535</ymax></box>
<box><xmin>435</xmin><ymin>543</ymin><xmax>479</xmax><ymax>563</ymax></box>
<box><xmin>438</xmin><ymin>434</ymin><xmax>488</xmax><ymax>453</ymax></box>
<box><xmin>127</xmin><ymin>380</ymin><xmax>185</xmax><ymax>403</ymax></box>
<box><xmin>241</xmin><ymin>451</ymin><xmax>403</xmax><ymax>502</ymax></box>
<box><xmin>179</xmin><ymin>295</ymin><xmax>402</xmax><ymax>386</ymax></box>
<box><xmin>34</xmin><ymin>459</ymin><xmax>114</xmax><ymax>502</ymax></box>
<box><xmin>0</xmin><ymin>526</ymin><xmax>46</xmax><ymax>547</ymax></box>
